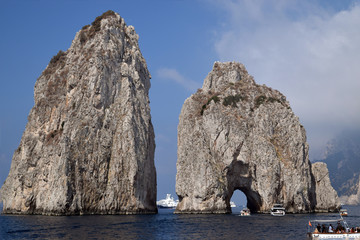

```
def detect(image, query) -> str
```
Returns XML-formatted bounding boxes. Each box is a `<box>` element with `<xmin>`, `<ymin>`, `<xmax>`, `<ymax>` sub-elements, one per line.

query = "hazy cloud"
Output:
<box><xmin>157</xmin><ymin>68</ymin><xmax>200</xmax><ymax>92</ymax></box>
<box><xmin>156</xmin><ymin>133</ymin><xmax>171</xmax><ymax>143</ymax></box>
<box><xmin>211</xmin><ymin>0</ymin><xmax>360</xmax><ymax>158</ymax></box>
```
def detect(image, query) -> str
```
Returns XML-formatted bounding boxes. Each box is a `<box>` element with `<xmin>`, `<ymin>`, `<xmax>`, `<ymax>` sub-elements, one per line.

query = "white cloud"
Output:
<box><xmin>211</xmin><ymin>0</ymin><xmax>360</xmax><ymax>158</ymax></box>
<box><xmin>157</xmin><ymin>67</ymin><xmax>200</xmax><ymax>92</ymax></box>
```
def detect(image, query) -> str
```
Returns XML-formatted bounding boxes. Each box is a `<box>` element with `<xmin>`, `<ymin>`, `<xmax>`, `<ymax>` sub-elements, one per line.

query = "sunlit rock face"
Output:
<box><xmin>175</xmin><ymin>62</ymin><xmax>339</xmax><ymax>213</ymax></box>
<box><xmin>0</xmin><ymin>11</ymin><xmax>157</xmax><ymax>215</ymax></box>
<box><xmin>312</xmin><ymin>162</ymin><xmax>340</xmax><ymax>212</ymax></box>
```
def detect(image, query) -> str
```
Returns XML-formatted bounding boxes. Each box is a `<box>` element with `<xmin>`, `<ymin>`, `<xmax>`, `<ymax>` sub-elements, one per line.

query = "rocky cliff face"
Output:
<box><xmin>0</xmin><ymin>11</ymin><xmax>157</xmax><ymax>215</ymax></box>
<box><xmin>339</xmin><ymin>176</ymin><xmax>360</xmax><ymax>205</ymax></box>
<box><xmin>176</xmin><ymin>62</ymin><xmax>339</xmax><ymax>213</ymax></box>
<box><xmin>312</xmin><ymin>162</ymin><xmax>340</xmax><ymax>211</ymax></box>
<box><xmin>315</xmin><ymin>130</ymin><xmax>360</xmax><ymax>205</ymax></box>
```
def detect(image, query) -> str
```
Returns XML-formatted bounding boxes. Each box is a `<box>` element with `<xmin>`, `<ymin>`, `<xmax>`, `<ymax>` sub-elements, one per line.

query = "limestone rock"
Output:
<box><xmin>312</xmin><ymin>162</ymin><xmax>340</xmax><ymax>211</ymax></box>
<box><xmin>175</xmin><ymin>62</ymin><xmax>339</xmax><ymax>213</ymax></box>
<box><xmin>0</xmin><ymin>11</ymin><xmax>156</xmax><ymax>215</ymax></box>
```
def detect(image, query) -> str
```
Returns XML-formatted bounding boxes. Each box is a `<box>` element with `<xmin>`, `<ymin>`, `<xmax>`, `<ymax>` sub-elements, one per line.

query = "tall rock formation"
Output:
<box><xmin>176</xmin><ymin>62</ymin><xmax>339</xmax><ymax>213</ymax></box>
<box><xmin>312</xmin><ymin>162</ymin><xmax>340</xmax><ymax>211</ymax></box>
<box><xmin>0</xmin><ymin>11</ymin><xmax>157</xmax><ymax>215</ymax></box>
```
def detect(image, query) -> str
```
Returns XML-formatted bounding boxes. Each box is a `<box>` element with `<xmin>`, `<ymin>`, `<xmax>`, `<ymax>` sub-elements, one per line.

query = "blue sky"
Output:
<box><xmin>1</xmin><ymin>0</ymin><xmax>360</xmax><ymax>205</ymax></box>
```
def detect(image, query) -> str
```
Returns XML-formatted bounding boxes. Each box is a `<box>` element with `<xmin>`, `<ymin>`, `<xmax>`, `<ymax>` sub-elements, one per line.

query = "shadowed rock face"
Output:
<box><xmin>175</xmin><ymin>62</ymin><xmax>339</xmax><ymax>214</ymax></box>
<box><xmin>0</xmin><ymin>11</ymin><xmax>156</xmax><ymax>215</ymax></box>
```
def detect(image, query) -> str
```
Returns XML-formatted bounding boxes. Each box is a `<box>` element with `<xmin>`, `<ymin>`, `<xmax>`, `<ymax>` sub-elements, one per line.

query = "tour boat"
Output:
<box><xmin>156</xmin><ymin>194</ymin><xmax>179</xmax><ymax>209</ymax></box>
<box><xmin>307</xmin><ymin>217</ymin><xmax>360</xmax><ymax>239</ymax></box>
<box><xmin>230</xmin><ymin>201</ymin><xmax>236</xmax><ymax>208</ymax></box>
<box><xmin>270</xmin><ymin>203</ymin><xmax>285</xmax><ymax>216</ymax></box>
<box><xmin>240</xmin><ymin>207</ymin><xmax>251</xmax><ymax>216</ymax></box>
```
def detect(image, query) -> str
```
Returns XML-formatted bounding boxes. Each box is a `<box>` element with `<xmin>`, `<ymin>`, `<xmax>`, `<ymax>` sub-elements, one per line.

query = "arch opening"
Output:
<box><xmin>227</xmin><ymin>187</ymin><xmax>262</xmax><ymax>213</ymax></box>
<box><xmin>226</xmin><ymin>160</ymin><xmax>262</xmax><ymax>213</ymax></box>
<box><xmin>230</xmin><ymin>189</ymin><xmax>247</xmax><ymax>211</ymax></box>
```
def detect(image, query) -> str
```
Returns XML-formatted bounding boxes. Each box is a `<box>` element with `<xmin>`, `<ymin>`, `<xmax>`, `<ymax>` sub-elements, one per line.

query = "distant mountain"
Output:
<box><xmin>314</xmin><ymin>130</ymin><xmax>360</xmax><ymax>204</ymax></box>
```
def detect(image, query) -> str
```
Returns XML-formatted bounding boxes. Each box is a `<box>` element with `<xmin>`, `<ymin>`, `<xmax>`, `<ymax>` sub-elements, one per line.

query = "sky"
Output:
<box><xmin>0</xmin><ymin>0</ymin><xmax>359</xmax><ymax>206</ymax></box>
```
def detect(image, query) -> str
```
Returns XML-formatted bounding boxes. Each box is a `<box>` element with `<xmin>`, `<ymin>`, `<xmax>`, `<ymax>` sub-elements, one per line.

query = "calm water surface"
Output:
<box><xmin>1</xmin><ymin>206</ymin><xmax>360</xmax><ymax>239</ymax></box>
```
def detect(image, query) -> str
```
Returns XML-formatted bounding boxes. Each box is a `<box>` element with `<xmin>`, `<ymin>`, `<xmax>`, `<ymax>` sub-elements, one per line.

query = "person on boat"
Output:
<box><xmin>321</xmin><ymin>224</ymin><xmax>327</xmax><ymax>233</ymax></box>
<box><xmin>328</xmin><ymin>224</ymin><xmax>334</xmax><ymax>233</ymax></box>
<box><xmin>316</xmin><ymin>224</ymin><xmax>321</xmax><ymax>232</ymax></box>
<box><xmin>336</xmin><ymin>221</ymin><xmax>343</xmax><ymax>232</ymax></box>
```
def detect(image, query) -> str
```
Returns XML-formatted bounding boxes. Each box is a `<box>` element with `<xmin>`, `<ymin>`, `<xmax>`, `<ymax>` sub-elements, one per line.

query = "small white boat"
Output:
<box><xmin>240</xmin><ymin>207</ymin><xmax>250</xmax><ymax>216</ymax></box>
<box><xmin>230</xmin><ymin>201</ymin><xmax>236</xmax><ymax>208</ymax></box>
<box><xmin>156</xmin><ymin>194</ymin><xmax>179</xmax><ymax>209</ymax></box>
<box><xmin>340</xmin><ymin>209</ymin><xmax>348</xmax><ymax>217</ymax></box>
<box><xmin>270</xmin><ymin>203</ymin><xmax>285</xmax><ymax>216</ymax></box>
<box><xmin>307</xmin><ymin>218</ymin><xmax>360</xmax><ymax>239</ymax></box>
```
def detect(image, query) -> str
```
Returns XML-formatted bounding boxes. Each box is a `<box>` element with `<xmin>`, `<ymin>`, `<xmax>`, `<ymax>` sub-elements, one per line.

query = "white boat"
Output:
<box><xmin>156</xmin><ymin>194</ymin><xmax>178</xmax><ymax>209</ymax></box>
<box><xmin>270</xmin><ymin>203</ymin><xmax>285</xmax><ymax>216</ymax></box>
<box><xmin>307</xmin><ymin>218</ymin><xmax>360</xmax><ymax>239</ymax></box>
<box><xmin>230</xmin><ymin>201</ymin><xmax>236</xmax><ymax>208</ymax></box>
<box><xmin>240</xmin><ymin>207</ymin><xmax>250</xmax><ymax>216</ymax></box>
<box><xmin>340</xmin><ymin>209</ymin><xmax>348</xmax><ymax>217</ymax></box>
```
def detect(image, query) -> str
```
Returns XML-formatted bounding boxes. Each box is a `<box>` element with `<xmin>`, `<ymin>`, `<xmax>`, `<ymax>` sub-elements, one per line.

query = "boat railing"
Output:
<box><xmin>308</xmin><ymin>215</ymin><xmax>351</xmax><ymax>234</ymax></box>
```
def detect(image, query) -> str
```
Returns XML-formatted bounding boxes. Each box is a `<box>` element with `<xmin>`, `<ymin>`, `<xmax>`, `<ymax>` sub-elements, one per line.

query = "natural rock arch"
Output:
<box><xmin>225</xmin><ymin>161</ymin><xmax>262</xmax><ymax>213</ymax></box>
<box><xmin>175</xmin><ymin>62</ymin><xmax>339</xmax><ymax>214</ymax></box>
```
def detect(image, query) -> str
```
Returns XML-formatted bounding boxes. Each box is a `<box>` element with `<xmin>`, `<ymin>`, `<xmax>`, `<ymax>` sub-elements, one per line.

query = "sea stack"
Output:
<box><xmin>175</xmin><ymin>62</ymin><xmax>339</xmax><ymax>213</ymax></box>
<box><xmin>0</xmin><ymin>11</ymin><xmax>157</xmax><ymax>215</ymax></box>
<box><xmin>312</xmin><ymin>162</ymin><xmax>340</xmax><ymax>211</ymax></box>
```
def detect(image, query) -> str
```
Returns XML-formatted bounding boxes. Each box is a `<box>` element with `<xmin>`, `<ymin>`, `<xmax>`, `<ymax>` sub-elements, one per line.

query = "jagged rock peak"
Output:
<box><xmin>75</xmin><ymin>10</ymin><xmax>142</xmax><ymax>51</ymax></box>
<box><xmin>176</xmin><ymin>61</ymin><xmax>339</xmax><ymax>214</ymax></box>
<box><xmin>0</xmin><ymin>10</ymin><xmax>156</xmax><ymax>215</ymax></box>
<box><xmin>202</xmin><ymin>62</ymin><xmax>255</xmax><ymax>92</ymax></box>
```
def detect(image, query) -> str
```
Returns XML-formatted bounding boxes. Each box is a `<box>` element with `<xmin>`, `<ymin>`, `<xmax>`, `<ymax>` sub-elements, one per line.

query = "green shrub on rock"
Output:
<box><xmin>223</xmin><ymin>94</ymin><xmax>243</xmax><ymax>107</ymax></box>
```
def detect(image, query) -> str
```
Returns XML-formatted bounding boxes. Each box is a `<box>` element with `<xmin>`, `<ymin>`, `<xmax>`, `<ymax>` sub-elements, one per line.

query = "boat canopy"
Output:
<box><xmin>310</xmin><ymin>219</ymin><xmax>344</xmax><ymax>223</ymax></box>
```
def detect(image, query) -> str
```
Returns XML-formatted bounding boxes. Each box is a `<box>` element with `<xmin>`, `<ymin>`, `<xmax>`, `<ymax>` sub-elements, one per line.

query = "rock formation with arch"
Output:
<box><xmin>0</xmin><ymin>11</ymin><xmax>157</xmax><ymax>215</ymax></box>
<box><xmin>175</xmin><ymin>62</ymin><xmax>339</xmax><ymax>213</ymax></box>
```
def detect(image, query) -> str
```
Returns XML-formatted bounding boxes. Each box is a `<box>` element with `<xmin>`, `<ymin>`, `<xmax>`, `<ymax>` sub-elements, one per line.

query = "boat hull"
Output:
<box><xmin>271</xmin><ymin>204</ymin><xmax>285</xmax><ymax>216</ymax></box>
<box><xmin>308</xmin><ymin>232</ymin><xmax>360</xmax><ymax>239</ymax></box>
<box><xmin>157</xmin><ymin>206</ymin><xmax>176</xmax><ymax>209</ymax></box>
<box><xmin>270</xmin><ymin>211</ymin><xmax>285</xmax><ymax>216</ymax></box>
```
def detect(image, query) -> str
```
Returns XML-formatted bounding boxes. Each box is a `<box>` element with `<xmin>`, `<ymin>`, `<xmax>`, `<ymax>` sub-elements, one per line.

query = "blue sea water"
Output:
<box><xmin>1</xmin><ymin>206</ymin><xmax>360</xmax><ymax>239</ymax></box>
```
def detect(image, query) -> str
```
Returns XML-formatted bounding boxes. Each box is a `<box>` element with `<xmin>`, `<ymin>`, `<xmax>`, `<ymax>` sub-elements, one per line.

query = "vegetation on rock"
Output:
<box><xmin>223</xmin><ymin>94</ymin><xmax>243</xmax><ymax>107</ymax></box>
<box><xmin>200</xmin><ymin>95</ymin><xmax>220</xmax><ymax>115</ymax></box>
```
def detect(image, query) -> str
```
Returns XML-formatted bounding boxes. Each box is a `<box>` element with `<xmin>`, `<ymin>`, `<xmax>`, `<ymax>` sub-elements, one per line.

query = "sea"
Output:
<box><xmin>1</xmin><ymin>205</ymin><xmax>360</xmax><ymax>240</ymax></box>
